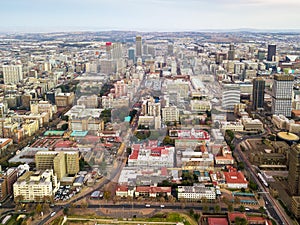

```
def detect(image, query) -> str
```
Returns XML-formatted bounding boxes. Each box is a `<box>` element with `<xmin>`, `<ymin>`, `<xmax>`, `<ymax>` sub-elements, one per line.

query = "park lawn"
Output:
<box><xmin>135</xmin><ymin>212</ymin><xmax>196</xmax><ymax>225</ymax></box>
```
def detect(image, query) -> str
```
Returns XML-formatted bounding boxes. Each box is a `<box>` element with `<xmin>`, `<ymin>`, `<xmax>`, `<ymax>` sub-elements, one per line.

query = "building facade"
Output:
<box><xmin>252</xmin><ymin>77</ymin><xmax>265</xmax><ymax>110</ymax></box>
<box><xmin>271</xmin><ymin>74</ymin><xmax>294</xmax><ymax>117</ymax></box>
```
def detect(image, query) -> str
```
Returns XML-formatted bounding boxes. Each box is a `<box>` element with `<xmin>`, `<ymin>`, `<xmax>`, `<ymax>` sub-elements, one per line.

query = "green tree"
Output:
<box><xmin>249</xmin><ymin>180</ymin><xmax>258</xmax><ymax>191</ymax></box>
<box><xmin>235</xmin><ymin>217</ymin><xmax>247</xmax><ymax>225</ymax></box>
<box><xmin>214</xmin><ymin>205</ymin><xmax>221</xmax><ymax>213</ymax></box>
<box><xmin>189</xmin><ymin>208</ymin><xmax>194</xmax><ymax>216</ymax></box>
<box><xmin>203</xmin><ymin>205</ymin><xmax>209</xmax><ymax>212</ymax></box>
<box><xmin>239</xmin><ymin>205</ymin><xmax>245</xmax><ymax>212</ymax></box>
<box><xmin>36</xmin><ymin>204</ymin><xmax>43</xmax><ymax>215</ymax></box>
<box><xmin>61</xmin><ymin>123</ymin><xmax>68</xmax><ymax>130</ymax></box>
<box><xmin>104</xmin><ymin>191</ymin><xmax>111</xmax><ymax>201</ymax></box>
<box><xmin>228</xmin><ymin>204</ymin><xmax>234</xmax><ymax>212</ymax></box>
<box><xmin>63</xmin><ymin>207</ymin><xmax>69</xmax><ymax>215</ymax></box>
<box><xmin>259</xmin><ymin>206</ymin><xmax>266</xmax><ymax>214</ymax></box>
<box><xmin>163</xmin><ymin>136</ymin><xmax>175</xmax><ymax>146</ymax></box>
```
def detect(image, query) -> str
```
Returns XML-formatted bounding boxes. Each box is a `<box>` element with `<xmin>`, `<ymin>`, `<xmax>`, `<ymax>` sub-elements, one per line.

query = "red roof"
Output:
<box><xmin>54</xmin><ymin>140</ymin><xmax>76</xmax><ymax>148</ymax></box>
<box><xmin>84</xmin><ymin>135</ymin><xmax>101</xmax><ymax>142</ymax></box>
<box><xmin>136</xmin><ymin>186</ymin><xmax>171</xmax><ymax>194</ymax></box>
<box><xmin>228</xmin><ymin>212</ymin><xmax>247</xmax><ymax>222</ymax></box>
<box><xmin>129</xmin><ymin>149</ymin><xmax>139</xmax><ymax>160</ymax></box>
<box><xmin>116</xmin><ymin>185</ymin><xmax>128</xmax><ymax>192</ymax></box>
<box><xmin>247</xmin><ymin>216</ymin><xmax>272</xmax><ymax>224</ymax></box>
<box><xmin>224</xmin><ymin>171</ymin><xmax>248</xmax><ymax>184</ymax></box>
<box><xmin>208</xmin><ymin>217</ymin><xmax>228</xmax><ymax>225</ymax></box>
<box><xmin>161</xmin><ymin>167</ymin><xmax>168</xmax><ymax>176</ymax></box>
<box><xmin>176</xmin><ymin>129</ymin><xmax>210</xmax><ymax>140</ymax></box>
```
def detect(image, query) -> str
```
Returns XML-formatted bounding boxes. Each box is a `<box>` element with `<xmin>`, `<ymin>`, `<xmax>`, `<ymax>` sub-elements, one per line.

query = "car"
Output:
<box><xmin>245</xmin><ymin>208</ymin><xmax>250</xmax><ymax>211</ymax></box>
<box><xmin>50</xmin><ymin>212</ymin><xmax>56</xmax><ymax>217</ymax></box>
<box><xmin>160</xmin><ymin>205</ymin><xmax>165</xmax><ymax>208</ymax></box>
<box><xmin>145</xmin><ymin>204</ymin><xmax>151</xmax><ymax>207</ymax></box>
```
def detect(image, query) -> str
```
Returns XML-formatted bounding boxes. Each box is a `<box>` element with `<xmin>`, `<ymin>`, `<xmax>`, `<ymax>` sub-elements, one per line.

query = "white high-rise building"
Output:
<box><xmin>3</xmin><ymin>65</ymin><xmax>23</xmax><ymax>84</ymax></box>
<box><xmin>13</xmin><ymin>169</ymin><xmax>59</xmax><ymax>202</ymax></box>
<box><xmin>222</xmin><ymin>84</ymin><xmax>240</xmax><ymax>110</ymax></box>
<box><xmin>271</xmin><ymin>74</ymin><xmax>294</xmax><ymax>117</ymax></box>
<box><xmin>111</xmin><ymin>43</ymin><xmax>123</xmax><ymax>60</ymax></box>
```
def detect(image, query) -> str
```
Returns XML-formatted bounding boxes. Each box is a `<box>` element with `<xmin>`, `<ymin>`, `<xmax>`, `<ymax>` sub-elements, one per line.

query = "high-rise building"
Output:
<box><xmin>111</xmin><ymin>43</ymin><xmax>123</xmax><ymax>60</ymax></box>
<box><xmin>106</xmin><ymin>42</ymin><xmax>112</xmax><ymax>59</ymax></box>
<box><xmin>288</xmin><ymin>144</ymin><xmax>300</xmax><ymax>195</ymax></box>
<box><xmin>128</xmin><ymin>47</ymin><xmax>135</xmax><ymax>63</ymax></box>
<box><xmin>2</xmin><ymin>65</ymin><xmax>23</xmax><ymax>84</ymax></box>
<box><xmin>267</xmin><ymin>44</ymin><xmax>276</xmax><ymax>61</ymax></box>
<box><xmin>136</xmin><ymin>36</ymin><xmax>142</xmax><ymax>58</ymax></box>
<box><xmin>168</xmin><ymin>43</ymin><xmax>174</xmax><ymax>56</ymax></box>
<box><xmin>257</xmin><ymin>50</ymin><xmax>265</xmax><ymax>61</ymax></box>
<box><xmin>222</xmin><ymin>84</ymin><xmax>240</xmax><ymax>110</ymax></box>
<box><xmin>13</xmin><ymin>170</ymin><xmax>58</xmax><ymax>202</ymax></box>
<box><xmin>271</xmin><ymin>74</ymin><xmax>294</xmax><ymax>117</ymax></box>
<box><xmin>252</xmin><ymin>78</ymin><xmax>265</xmax><ymax>110</ymax></box>
<box><xmin>228</xmin><ymin>43</ymin><xmax>235</xmax><ymax>60</ymax></box>
<box><xmin>35</xmin><ymin>151</ymin><xmax>80</xmax><ymax>180</ymax></box>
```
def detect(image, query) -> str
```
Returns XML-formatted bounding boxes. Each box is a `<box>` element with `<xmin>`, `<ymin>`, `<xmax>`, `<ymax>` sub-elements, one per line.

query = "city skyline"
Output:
<box><xmin>1</xmin><ymin>0</ymin><xmax>300</xmax><ymax>32</ymax></box>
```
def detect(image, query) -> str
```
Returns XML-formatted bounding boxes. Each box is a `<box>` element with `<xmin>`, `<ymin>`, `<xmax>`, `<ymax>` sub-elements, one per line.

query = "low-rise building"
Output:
<box><xmin>55</xmin><ymin>92</ymin><xmax>75</xmax><ymax>107</ymax></box>
<box><xmin>224</xmin><ymin>169</ymin><xmax>248</xmax><ymax>189</ymax></box>
<box><xmin>128</xmin><ymin>144</ymin><xmax>174</xmax><ymax>168</ymax></box>
<box><xmin>135</xmin><ymin>186</ymin><xmax>171</xmax><ymax>198</ymax></box>
<box><xmin>178</xmin><ymin>184</ymin><xmax>216</xmax><ymax>201</ymax></box>
<box><xmin>241</xmin><ymin>117</ymin><xmax>263</xmax><ymax>132</ymax></box>
<box><xmin>220</xmin><ymin>121</ymin><xmax>244</xmax><ymax>134</ymax></box>
<box><xmin>291</xmin><ymin>196</ymin><xmax>300</xmax><ymax>219</ymax></box>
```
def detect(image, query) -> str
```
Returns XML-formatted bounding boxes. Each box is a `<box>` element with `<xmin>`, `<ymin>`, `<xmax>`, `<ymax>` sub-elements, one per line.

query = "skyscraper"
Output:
<box><xmin>288</xmin><ymin>144</ymin><xmax>300</xmax><ymax>195</ymax></box>
<box><xmin>111</xmin><ymin>43</ymin><xmax>123</xmax><ymax>60</ymax></box>
<box><xmin>136</xmin><ymin>36</ymin><xmax>142</xmax><ymax>58</ymax></box>
<box><xmin>252</xmin><ymin>77</ymin><xmax>265</xmax><ymax>110</ymax></box>
<box><xmin>267</xmin><ymin>44</ymin><xmax>276</xmax><ymax>61</ymax></box>
<box><xmin>222</xmin><ymin>84</ymin><xmax>240</xmax><ymax>110</ymax></box>
<box><xmin>271</xmin><ymin>74</ymin><xmax>294</xmax><ymax>117</ymax></box>
<box><xmin>228</xmin><ymin>43</ymin><xmax>235</xmax><ymax>60</ymax></box>
<box><xmin>128</xmin><ymin>47</ymin><xmax>135</xmax><ymax>63</ymax></box>
<box><xmin>2</xmin><ymin>65</ymin><xmax>23</xmax><ymax>84</ymax></box>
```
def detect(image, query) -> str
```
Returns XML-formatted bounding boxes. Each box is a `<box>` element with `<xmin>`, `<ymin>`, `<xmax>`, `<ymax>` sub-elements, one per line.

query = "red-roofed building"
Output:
<box><xmin>224</xmin><ymin>171</ymin><xmax>248</xmax><ymax>189</ymax></box>
<box><xmin>135</xmin><ymin>186</ymin><xmax>171</xmax><ymax>198</ymax></box>
<box><xmin>208</xmin><ymin>217</ymin><xmax>228</xmax><ymax>225</ymax></box>
<box><xmin>247</xmin><ymin>216</ymin><xmax>272</xmax><ymax>225</ymax></box>
<box><xmin>55</xmin><ymin>140</ymin><xmax>76</xmax><ymax>149</ymax></box>
<box><xmin>116</xmin><ymin>185</ymin><xmax>128</xmax><ymax>197</ymax></box>
<box><xmin>228</xmin><ymin>212</ymin><xmax>247</xmax><ymax>223</ymax></box>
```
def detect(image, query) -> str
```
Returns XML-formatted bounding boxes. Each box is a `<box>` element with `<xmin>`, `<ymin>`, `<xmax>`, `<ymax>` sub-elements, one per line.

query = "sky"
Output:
<box><xmin>0</xmin><ymin>0</ymin><xmax>300</xmax><ymax>32</ymax></box>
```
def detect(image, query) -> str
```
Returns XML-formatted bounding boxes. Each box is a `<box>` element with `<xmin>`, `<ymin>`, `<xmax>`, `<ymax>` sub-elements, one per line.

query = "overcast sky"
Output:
<box><xmin>0</xmin><ymin>0</ymin><xmax>299</xmax><ymax>32</ymax></box>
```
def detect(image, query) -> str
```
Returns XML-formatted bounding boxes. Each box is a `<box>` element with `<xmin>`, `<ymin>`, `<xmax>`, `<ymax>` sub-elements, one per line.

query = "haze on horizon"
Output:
<box><xmin>0</xmin><ymin>0</ymin><xmax>299</xmax><ymax>33</ymax></box>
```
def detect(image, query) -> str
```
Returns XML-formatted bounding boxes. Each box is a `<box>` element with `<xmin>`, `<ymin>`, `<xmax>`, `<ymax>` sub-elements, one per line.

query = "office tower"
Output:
<box><xmin>222</xmin><ymin>84</ymin><xmax>240</xmax><ymax>110</ymax></box>
<box><xmin>228</xmin><ymin>43</ymin><xmax>235</xmax><ymax>60</ymax></box>
<box><xmin>2</xmin><ymin>65</ymin><xmax>23</xmax><ymax>84</ymax></box>
<box><xmin>136</xmin><ymin>36</ymin><xmax>142</xmax><ymax>58</ymax></box>
<box><xmin>128</xmin><ymin>47</ymin><xmax>135</xmax><ymax>63</ymax></box>
<box><xmin>106</xmin><ymin>42</ymin><xmax>112</xmax><ymax>59</ymax></box>
<box><xmin>35</xmin><ymin>151</ymin><xmax>80</xmax><ymax>180</ymax></box>
<box><xmin>271</xmin><ymin>74</ymin><xmax>294</xmax><ymax>117</ymax></box>
<box><xmin>168</xmin><ymin>43</ymin><xmax>174</xmax><ymax>56</ymax></box>
<box><xmin>252</xmin><ymin>77</ymin><xmax>265</xmax><ymax>110</ymax></box>
<box><xmin>111</xmin><ymin>43</ymin><xmax>123</xmax><ymax>60</ymax></box>
<box><xmin>257</xmin><ymin>50</ymin><xmax>266</xmax><ymax>61</ymax></box>
<box><xmin>143</xmin><ymin>44</ymin><xmax>148</xmax><ymax>55</ymax></box>
<box><xmin>288</xmin><ymin>144</ymin><xmax>300</xmax><ymax>195</ymax></box>
<box><xmin>267</xmin><ymin>44</ymin><xmax>276</xmax><ymax>61</ymax></box>
<box><xmin>148</xmin><ymin>45</ymin><xmax>155</xmax><ymax>57</ymax></box>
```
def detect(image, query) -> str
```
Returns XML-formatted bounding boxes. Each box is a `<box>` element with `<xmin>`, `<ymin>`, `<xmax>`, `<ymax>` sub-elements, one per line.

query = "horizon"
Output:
<box><xmin>1</xmin><ymin>0</ymin><xmax>300</xmax><ymax>33</ymax></box>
